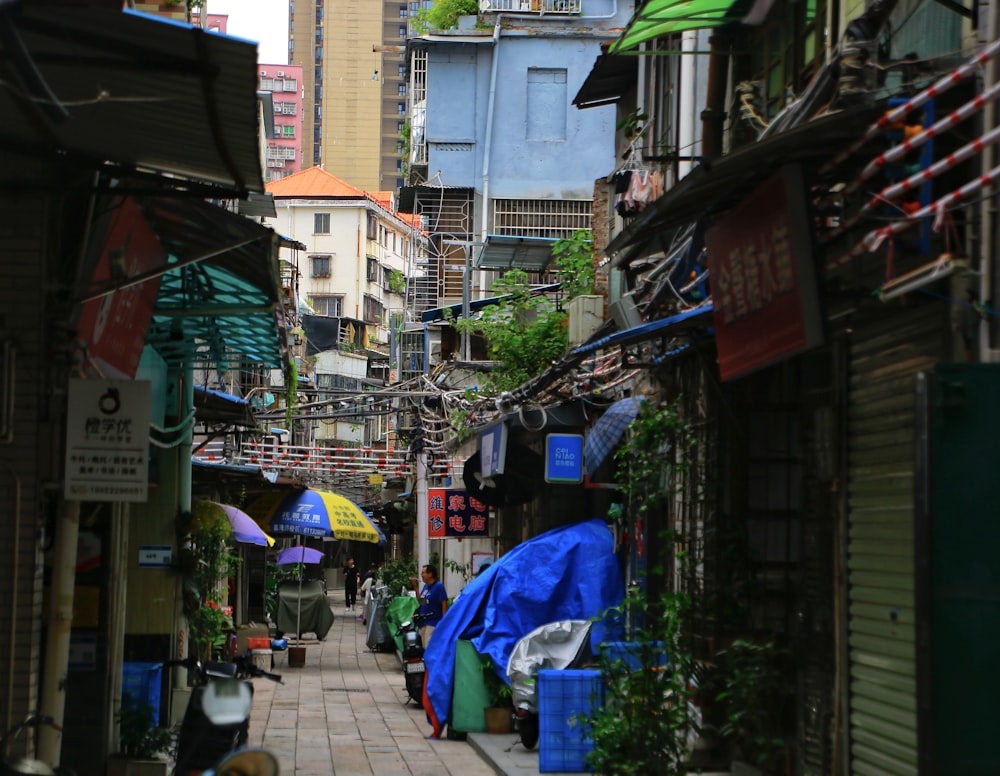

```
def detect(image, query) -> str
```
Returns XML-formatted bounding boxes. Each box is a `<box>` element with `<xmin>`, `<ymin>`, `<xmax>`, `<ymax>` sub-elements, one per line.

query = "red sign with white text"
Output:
<box><xmin>428</xmin><ymin>489</ymin><xmax>490</xmax><ymax>538</ymax></box>
<box><xmin>705</xmin><ymin>165</ymin><xmax>822</xmax><ymax>380</ymax></box>
<box><xmin>75</xmin><ymin>197</ymin><xmax>164</xmax><ymax>379</ymax></box>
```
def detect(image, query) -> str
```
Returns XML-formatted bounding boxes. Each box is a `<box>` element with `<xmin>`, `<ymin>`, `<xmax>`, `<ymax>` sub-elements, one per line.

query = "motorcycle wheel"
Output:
<box><xmin>517</xmin><ymin>714</ymin><xmax>539</xmax><ymax>750</ymax></box>
<box><xmin>404</xmin><ymin>671</ymin><xmax>425</xmax><ymax>704</ymax></box>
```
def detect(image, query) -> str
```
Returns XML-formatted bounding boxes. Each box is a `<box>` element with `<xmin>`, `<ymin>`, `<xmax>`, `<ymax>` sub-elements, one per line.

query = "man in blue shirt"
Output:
<box><xmin>412</xmin><ymin>565</ymin><xmax>448</xmax><ymax>648</ymax></box>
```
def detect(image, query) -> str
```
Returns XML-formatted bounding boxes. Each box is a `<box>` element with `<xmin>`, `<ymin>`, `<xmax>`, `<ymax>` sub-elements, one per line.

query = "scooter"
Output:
<box><xmin>507</xmin><ymin>620</ymin><xmax>593</xmax><ymax>750</ymax></box>
<box><xmin>0</xmin><ymin>712</ymin><xmax>74</xmax><ymax>776</ymax></box>
<box><xmin>170</xmin><ymin>652</ymin><xmax>282</xmax><ymax>776</ymax></box>
<box><xmin>395</xmin><ymin>613</ymin><xmax>428</xmax><ymax>704</ymax></box>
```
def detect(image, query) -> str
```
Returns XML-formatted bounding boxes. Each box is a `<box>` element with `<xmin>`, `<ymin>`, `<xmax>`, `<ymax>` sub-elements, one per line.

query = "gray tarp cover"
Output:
<box><xmin>277</xmin><ymin>580</ymin><xmax>335</xmax><ymax>640</ymax></box>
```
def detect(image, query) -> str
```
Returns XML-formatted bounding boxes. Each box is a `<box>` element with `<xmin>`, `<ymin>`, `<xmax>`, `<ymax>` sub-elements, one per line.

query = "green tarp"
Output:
<box><xmin>384</xmin><ymin>595</ymin><xmax>420</xmax><ymax>653</ymax></box>
<box><xmin>450</xmin><ymin>640</ymin><xmax>492</xmax><ymax>733</ymax></box>
<box><xmin>610</xmin><ymin>0</ymin><xmax>744</xmax><ymax>54</ymax></box>
<box><xmin>276</xmin><ymin>580</ymin><xmax>335</xmax><ymax>640</ymax></box>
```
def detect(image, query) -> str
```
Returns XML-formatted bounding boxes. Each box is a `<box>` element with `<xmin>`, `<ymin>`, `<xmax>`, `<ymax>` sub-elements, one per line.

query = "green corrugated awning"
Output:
<box><xmin>609</xmin><ymin>0</ymin><xmax>748</xmax><ymax>54</ymax></box>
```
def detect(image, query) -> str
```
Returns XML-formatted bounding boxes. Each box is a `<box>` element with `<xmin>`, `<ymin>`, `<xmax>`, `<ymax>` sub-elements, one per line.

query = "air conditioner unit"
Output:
<box><xmin>261</xmin><ymin>70</ymin><xmax>268</xmax><ymax>76</ymax></box>
<box><xmin>277</xmin><ymin>71</ymin><xmax>285</xmax><ymax>77</ymax></box>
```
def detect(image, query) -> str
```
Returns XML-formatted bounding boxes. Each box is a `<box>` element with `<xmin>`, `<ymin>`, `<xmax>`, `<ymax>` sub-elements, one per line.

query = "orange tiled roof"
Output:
<box><xmin>266</xmin><ymin>166</ymin><xmax>366</xmax><ymax>198</ymax></box>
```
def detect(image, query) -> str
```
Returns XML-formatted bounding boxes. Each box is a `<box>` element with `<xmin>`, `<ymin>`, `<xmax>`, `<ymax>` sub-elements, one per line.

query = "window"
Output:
<box><xmin>310</xmin><ymin>254</ymin><xmax>332</xmax><ymax>276</ymax></box>
<box><xmin>366</xmin><ymin>257</ymin><xmax>379</xmax><ymax>282</ymax></box>
<box><xmin>397</xmin><ymin>103</ymin><xmax>406</xmax><ymax>115</ymax></box>
<box><xmin>363</xmin><ymin>294</ymin><xmax>385</xmax><ymax>324</ymax></box>
<box><xmin>312</xmin><ymin>295</ymin><xmax>343</xmax><ymax>317</ymax></box>
<box><xmin>314</xmin><ymin>213</ymin><xmax>330</xmax><ymax>234</ymax></box>
<box><xmin>282</xmin><ymin>125</ymin><xmax>295</xmax><ymax>137</ymax></box>
<box><xmin>398</xmin><ymin>25</ymin><xmax>407</xmax><ymax>38</ymax></box>
<box><xmin>399</xmin><ymin>5</ymin><xmax>407</xmax><ymax>17</ymax></box>
<box><xmin>398</xmin><ymin>64</ymin><xmax>406</xmax><ymax>78</ymax></box>
<box><xmin>526</xmin><ymin>67</ymin><xmax>567</xmax><ymax>141</ymax></box>
<box><xmin>398</xmin><ymin>84</ymin><xmax>406</xmax><ymax>97</ymax></box>
<box><xmin>366</xmin><ymin>213</ymin><xmax>378</xmax><ymax>240</ymax></box>
<box><xmin>397</xmin><ymin>121</ymin><xmax>404</xmax><ymax>132</ymax></box>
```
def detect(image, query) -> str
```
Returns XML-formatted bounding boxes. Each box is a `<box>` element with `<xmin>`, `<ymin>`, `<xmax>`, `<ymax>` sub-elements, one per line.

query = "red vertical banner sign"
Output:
<box><xmin>428</xmin><ymin>489</ymin><xmax>490</xmax><ymax>538</ymax></box>
<box><xmin>704</xmin><ymin>165</ymin><xmax>823</xmax><ymax>381</ymax></box>
<box><xmin>75</xmin><ymin>196</ymin><xmax>165</xmax><ymax>379</ymax></box>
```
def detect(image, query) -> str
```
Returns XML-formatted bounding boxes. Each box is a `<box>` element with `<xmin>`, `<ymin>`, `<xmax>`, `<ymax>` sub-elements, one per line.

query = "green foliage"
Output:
<box><xmin>379</xmin><ymin>557</ymin><xmax>418</xmax><ymax>596</ymax></box>
<box><xmin>714</xmin><ymin>639</ymin><xmax>788</xmax><ymax>773</ymax></box>
<box><xmin>613</xmin><ymin>399</ymin><xmax>697</xmax><ymax>521</ymax></box>
<box><xmin>179</xmin><ymin>502</ymin><xmax>240</xmax><ymax>661</ymax></box>
<box><xmin>451</xmin><ymin>269</ymin><xmax>569</xmax><ymax>394</ymax></box>
<box><xmin>117</xmin><ymin>701</ymin><xmax>171</xmax><ymax>759</ymax></box>
<box><xmin>411</xmin><ymin>0</ymin><xmax>479</xmax><ymax>33</ymax></box>
<box><xmin>551</xmin><ymin>229</ymin><xmax>595</xmax><ymax>298</ymax></box>
<box><xmin>479</xmin><ymin>655</ymin><xmax>513</xmax><ymax>707</ymax></box>
<box><xmin>389</xmin><ymin>268</ymin><xmax>406</xmax><ymax>295</ymax></box>
<box><xmin>400</xmin><ymin>119</ymin><xmax>411</xmax><ymax>179</ymax></box>
<box><xmin>285</xmin><ymin>358</ymin><xmax>299</xmax><ymax>431</ymax></box>
<box><xmin>581</xmin><ymin>586</ymin><xmax>698</xmax><ymax>774</ymax></box>
<box><xmin>443</xmin><ymin>557</ymin><xmax>472</xmax><ymax>584</ymax></box>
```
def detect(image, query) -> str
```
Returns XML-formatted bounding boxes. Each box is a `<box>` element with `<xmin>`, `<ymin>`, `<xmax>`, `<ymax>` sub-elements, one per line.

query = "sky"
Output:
<box><xmin>207</xmin><ymin>0</ymin><xmax>289</xmax><ymax>65</ymax></box>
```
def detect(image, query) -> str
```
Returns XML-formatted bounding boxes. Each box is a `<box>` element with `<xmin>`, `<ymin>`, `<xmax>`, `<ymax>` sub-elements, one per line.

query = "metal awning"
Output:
<box><xmin>610</xmin><ymin>0</ymin><xmax>755</xmax><ymax>54</ymax></box>
<box><xmin>136</xmin><ymin>196</ymin><xmax>285</xmax><ymax>369</ymax></box>
<box><xmin>0</xmin><ymin>4</ymin><xmax>264</xmax><ymax>195</ymax></box>
<box><xmin>573</xmin><ymin>52</ymin><xmax>638</xmax><ymax>109</ymax></box>
<box><xmin>193</xmin><ymin>386</ymin><xmax>257</xmax><ymax>426</ymax></box>
<box><xmin>476</xmin><ymin>235</ymin><xmax>557</xmax><ymax>271</ymax></box>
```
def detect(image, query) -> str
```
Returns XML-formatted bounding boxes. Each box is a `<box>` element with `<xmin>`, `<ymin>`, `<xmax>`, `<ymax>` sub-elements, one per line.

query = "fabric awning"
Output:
<box><xmin>610</xmin><ymin>0</ymin><xmax>755</xmax><ymax>54</ymax></box>
<box><xmin>573</xmin><ymin>52</ymin><xmax>639</xmax><ymax>109</ymax></box>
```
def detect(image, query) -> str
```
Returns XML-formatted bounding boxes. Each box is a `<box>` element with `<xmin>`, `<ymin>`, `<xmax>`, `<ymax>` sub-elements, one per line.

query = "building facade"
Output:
<box><xmin>259</xmin><ymin>64</ymin><xmax>305</xmax><ymax>182</ymax></box>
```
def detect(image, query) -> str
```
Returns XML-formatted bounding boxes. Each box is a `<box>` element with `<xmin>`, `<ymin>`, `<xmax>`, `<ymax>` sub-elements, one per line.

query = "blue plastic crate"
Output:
<box><xmin>121</xmin><ymin>662</ymin><xmax>163</xmax><ymax>726</ymax></box>
<box><xmin>538</xmin><ymin>669</ymin><xmax>603</xmax><ymax>773</ymax></box>
<box><xmin>597</xmin><ymin>641</ymin><xmax>668</xmax><ymax>672</ymax></box>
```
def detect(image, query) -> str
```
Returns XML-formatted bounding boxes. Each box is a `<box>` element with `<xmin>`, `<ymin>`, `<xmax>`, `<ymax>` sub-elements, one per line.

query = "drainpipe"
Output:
<box><xmin>677</xmin><ymin>30</ymin><xmax>699</xmax><ymax>180</ymax></box>
<box><xmin>981</xmin><ymin>1</ymin><xmax>999</xmax><ymax>362</ymax></box>
<box><xmin>480</xmin><ymin>14</ymin><xmax>503</xmax><ymax>276</ymax></box>
<box><xmin>415</xmin><ymin>450</ymin><xmax>429</xmax><ymax>573</ymax></box>
<box><xmin>700</xmin><ymin>29</ymin><xmax>730</xmax><ymax>162</ymax></box>
<box><xmin>37</xmin><ymin>500</ymin><xmax>80</xmax><ymax>766</ymax></box>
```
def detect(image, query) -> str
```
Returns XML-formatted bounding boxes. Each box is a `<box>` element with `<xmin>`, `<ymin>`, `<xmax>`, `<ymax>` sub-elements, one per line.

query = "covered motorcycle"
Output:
<box><xmin>506</xmin><ymin>619</ymin><xmax>594</xmax><ymax>749</ymax></box>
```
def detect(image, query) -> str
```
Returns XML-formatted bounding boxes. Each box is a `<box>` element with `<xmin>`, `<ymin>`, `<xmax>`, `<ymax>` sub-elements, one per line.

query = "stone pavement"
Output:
<box><xmin>243</xmin><ymin>600</ymin><xmax>548</xmax><ymax>776</ymax></box>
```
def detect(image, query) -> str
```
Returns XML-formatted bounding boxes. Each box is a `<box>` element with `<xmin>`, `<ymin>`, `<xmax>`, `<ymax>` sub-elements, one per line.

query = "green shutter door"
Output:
<box><xmin>846</xmin><ymin>307</ymin><xmax>948</xmax><ymax>775</ymax></box>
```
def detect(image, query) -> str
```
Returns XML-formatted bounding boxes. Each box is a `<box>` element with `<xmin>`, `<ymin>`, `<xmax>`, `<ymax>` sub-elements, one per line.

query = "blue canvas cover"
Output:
<box><xmin>422</xmin><ymin>519</ymin><xmax>624</xmax><ymax>736</ymax></box>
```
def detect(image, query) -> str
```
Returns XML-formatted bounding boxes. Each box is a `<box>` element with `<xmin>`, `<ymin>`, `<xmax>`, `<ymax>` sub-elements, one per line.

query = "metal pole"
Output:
<box><xmin>415</xmin><ymin>450</ymin><xmax>429</xmax><ymax>573</ymax></box>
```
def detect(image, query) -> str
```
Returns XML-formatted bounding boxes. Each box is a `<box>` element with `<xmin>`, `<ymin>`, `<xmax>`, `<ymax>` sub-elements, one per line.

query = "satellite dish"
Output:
<box><xmin>463</xmin><ymin>445</ymin><xmax>543</xmax><ymax>507</ymax></box>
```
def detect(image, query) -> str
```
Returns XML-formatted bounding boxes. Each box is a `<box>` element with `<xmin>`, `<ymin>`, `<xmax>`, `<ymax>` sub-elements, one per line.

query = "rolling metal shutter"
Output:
<box><xmin>846</xmin><ymin>306</ymin><xmax>949</xmax><ymax>775</ymax></box>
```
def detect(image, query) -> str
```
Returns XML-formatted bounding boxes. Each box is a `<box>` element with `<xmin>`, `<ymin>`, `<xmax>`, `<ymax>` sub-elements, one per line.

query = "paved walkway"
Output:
<box><xmin>244</xmin><ymin>601</ymin><xmax>544</xmax><ymax>775</ymax></box>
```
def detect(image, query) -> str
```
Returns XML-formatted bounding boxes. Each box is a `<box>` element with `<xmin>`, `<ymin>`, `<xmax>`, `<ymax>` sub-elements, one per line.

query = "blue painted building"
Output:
<box><xmin>400</xmin><ymin>0</ymin><xmax>633</xmax><ymax>323</ymax></box>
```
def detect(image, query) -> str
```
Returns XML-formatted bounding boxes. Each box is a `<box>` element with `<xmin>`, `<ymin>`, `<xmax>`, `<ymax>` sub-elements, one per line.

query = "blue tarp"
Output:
<box><xmin>422</xmin><ymin>519</ymin><xmax>624</xmax><ymax>734</ymax></box>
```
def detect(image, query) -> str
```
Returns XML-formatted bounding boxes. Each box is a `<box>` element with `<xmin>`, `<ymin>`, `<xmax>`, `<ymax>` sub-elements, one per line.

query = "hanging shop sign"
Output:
<box><xmin>74</xmin><ymin>196</ymin><xmax>165</xmax><ymax>380</ymax></box>
<box><xmin>428</xmin><ymin>488</ymin><xmax>490</xmax><ymax>538</ymax></box>
<box><xmin>64</xmin><ymin>378</ymin><xmax>151</xmax><ymax>502</ymax></box>
<box><xmin>479</xmin><ymin>423</ymin><xmax>508</xmax><ymax>478</ymax></box>
<box><xmin>544</xmin><ymin>433</ymin><xmax>584</xmax><ymax>484</ymax></box>
<box><xmin>705</xmin><ymin>164</ymin><xmax>823</xmax><ymax>381</ymax></box>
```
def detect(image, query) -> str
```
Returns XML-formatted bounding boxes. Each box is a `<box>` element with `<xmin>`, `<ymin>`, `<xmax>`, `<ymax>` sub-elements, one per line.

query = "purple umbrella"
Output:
<box><xmin>210</xmin><ymin>502</ymin><xmax>275</xmax><ymax>547</ymax></box>
<box><xmin>276</xmin><ymin>546</ymin><xmax>324</xmax><ymax>565</ymax></box>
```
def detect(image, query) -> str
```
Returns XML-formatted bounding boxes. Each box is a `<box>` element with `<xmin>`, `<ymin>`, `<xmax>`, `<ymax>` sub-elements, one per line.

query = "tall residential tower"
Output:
<box><xmin>291</xmin><ymin>0</ymin><xmax>423</xmax><ymax>191</ymax></box>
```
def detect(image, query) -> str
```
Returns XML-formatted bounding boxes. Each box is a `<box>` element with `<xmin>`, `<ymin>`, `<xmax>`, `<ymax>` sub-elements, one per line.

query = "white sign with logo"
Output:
<box><xmin>64</xmin><ymin>378</ymin><xmax>151</xmax><ymax>502</ymax></box>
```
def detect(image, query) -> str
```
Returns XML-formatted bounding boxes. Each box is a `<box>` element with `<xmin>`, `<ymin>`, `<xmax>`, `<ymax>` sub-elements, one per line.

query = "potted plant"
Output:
<box><xmin>107</xmin><ymin>702</ymin><xmax>172</xmax><ymax>776</ymax></box>
<box><xmin>480</xmin><ymin>656</ymin><xmax>514</xmax><ymax>734</ymax></box>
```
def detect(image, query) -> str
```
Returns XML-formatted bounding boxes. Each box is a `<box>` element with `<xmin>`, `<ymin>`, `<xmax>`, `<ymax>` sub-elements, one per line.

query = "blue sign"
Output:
<box><xmin>545</xmin><ymin>434</ymin><xmax>584</xmax><ymax>484</ymax></box>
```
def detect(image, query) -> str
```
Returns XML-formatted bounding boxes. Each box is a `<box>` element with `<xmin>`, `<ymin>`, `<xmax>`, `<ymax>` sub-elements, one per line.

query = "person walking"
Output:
<box><xmin>411</xmin><ymin>565</ymin><xmax>448</xmax><ymax>648</ymax></box>
<box><xmin>343</xmin><ymin>557</ymin><xmax>360</xmax><ymax>611</ymax></box>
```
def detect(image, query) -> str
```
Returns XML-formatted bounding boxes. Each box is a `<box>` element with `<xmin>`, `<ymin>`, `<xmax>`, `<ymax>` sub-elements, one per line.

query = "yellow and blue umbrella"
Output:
<box><xmin>248</xmin><ymin>489</ymin><xmax>382</xmax><ymax>544</ymax></box>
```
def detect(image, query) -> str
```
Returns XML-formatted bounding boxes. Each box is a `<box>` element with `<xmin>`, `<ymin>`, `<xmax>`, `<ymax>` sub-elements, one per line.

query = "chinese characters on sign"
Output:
<box><xmin>704</xmin><ymin>165</ymin><xmax>823</xmax><ymax>381</ymax></box>
<box><xmin>428</xmin><ymin>489</ymin><xmax>490</xmax><ymax>538</ymax></box>
<box><xmin>64</xmin><ymin>379</ymin><xmax>151</xmax><ymax>502</ymax></box>
<box><xmin>545</xmin><ymin>434</ymin><xmax>584</xmax><ymax>483</ymax></box>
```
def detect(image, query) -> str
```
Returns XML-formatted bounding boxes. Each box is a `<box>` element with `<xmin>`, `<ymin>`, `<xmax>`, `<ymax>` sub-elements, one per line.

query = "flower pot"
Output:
<box><xmin>288</xmin><ymin>645</ymin><xmax>307</xmax><ymax>668</ymax></box>
<box><xmin>484</xmin><ymin>706</ymin><xmax>513</xmax><ymax>734</ymax></box>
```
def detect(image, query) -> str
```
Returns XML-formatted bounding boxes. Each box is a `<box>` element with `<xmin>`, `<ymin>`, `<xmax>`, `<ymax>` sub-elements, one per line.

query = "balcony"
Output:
<box><xmin>479</xmin><ymin>0</ymin><xmax>580</xmax><ymax>13</ymax></box>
